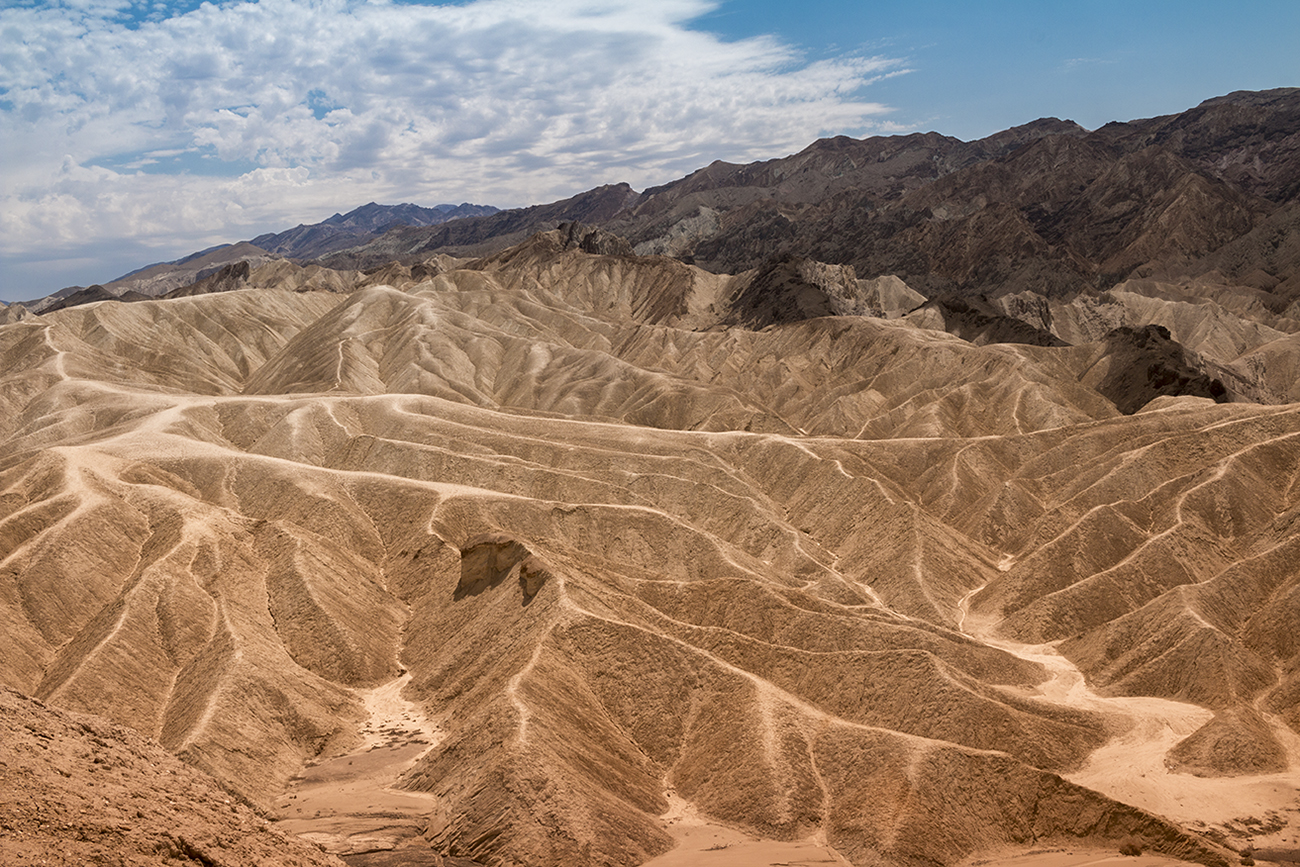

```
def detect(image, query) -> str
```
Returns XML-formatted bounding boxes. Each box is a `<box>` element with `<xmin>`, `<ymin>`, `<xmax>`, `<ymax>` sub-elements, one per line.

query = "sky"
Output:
<box><xmin>2</xmin><ymin>0</ymin><xmax>1297</xmax><ymax>303</ymax></box>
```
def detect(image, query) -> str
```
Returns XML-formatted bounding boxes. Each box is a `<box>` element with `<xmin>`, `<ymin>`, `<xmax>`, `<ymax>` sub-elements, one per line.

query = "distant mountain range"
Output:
<box><xmin>311</xmin><ymin>87</ymin><xmax>1300</xmax><ymax>307</ymax></box>
<box><xmin>23</xmin><ymin>201</ymin><xmax>500</xmax><ymax>310</ymax></box>
<box><xmin>249</xmin><ymin>201</ymin><xmax>500</xmax><ymax>260</ymax></box>
<box><xmin>25</xmin><ymin>88</ymin><xmax>1299</xmax><ymax>317</ymax></box>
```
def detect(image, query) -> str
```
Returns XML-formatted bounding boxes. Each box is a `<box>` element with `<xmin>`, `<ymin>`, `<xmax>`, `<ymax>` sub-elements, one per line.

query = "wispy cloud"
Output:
<box><xmin>1062</xmin><ymin>56</ymin><xmax>1118</xmax><ymax>70</ymax></box>
<box><xmin>0</xmin><ymin>0</ymin><xmax>907</xmax><ymax>297</ymax></box>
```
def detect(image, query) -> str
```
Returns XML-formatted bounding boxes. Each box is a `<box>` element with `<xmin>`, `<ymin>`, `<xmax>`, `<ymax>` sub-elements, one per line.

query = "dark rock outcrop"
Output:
<box><xmin>1091</xmin><ymin>324</ymin><xmax>1228</xmax><ymax>413</ymax></box>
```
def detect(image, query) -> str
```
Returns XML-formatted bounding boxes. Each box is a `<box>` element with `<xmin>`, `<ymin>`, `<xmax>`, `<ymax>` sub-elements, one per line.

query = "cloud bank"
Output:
<box><xmin>0</xmin><ymin>0</ymin><xmax>906</xmax><ymax>299</ymax></box>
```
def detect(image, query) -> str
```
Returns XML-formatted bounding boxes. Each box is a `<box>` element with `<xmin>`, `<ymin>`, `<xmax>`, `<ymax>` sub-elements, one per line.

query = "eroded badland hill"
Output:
<box><xmin>4</xmin><ymin>90</ymin><xmax>1300</xmax><ymax>867</ymax></box>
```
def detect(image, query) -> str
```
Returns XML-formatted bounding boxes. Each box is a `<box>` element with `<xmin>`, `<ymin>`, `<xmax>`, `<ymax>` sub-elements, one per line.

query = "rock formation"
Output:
<box><xmin>6</xmin><ymin>88</ymin><xmax>1300</xmax><ymax>867</ymax></box>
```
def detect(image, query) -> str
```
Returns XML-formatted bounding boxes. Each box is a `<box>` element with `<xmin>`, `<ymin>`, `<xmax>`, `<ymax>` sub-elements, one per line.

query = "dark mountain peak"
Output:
<box><xmin>975</xmin><ymin>117</ymin><xmax>1090</xmax><ymax>156</ymax></box>
<box><xmin>804</xmin><ymin>133</ymin><xmax>859</xmax><ymax>150</ymax></box>
<box><xmin>486</xmin><ymin>182</ymin><xmax>640</xmax><ymax>228</ymax></box>
<box><xmin>309</xmin><ymin>182</ymin><xmax>642</xmax><ymax>271</ymax></box>
<box><xmin>1009</xmin><ymin>129</ymin><xmax>1116</xmax><ymax>164</ymax></box>
<box><xmin>1198</xmin><ymin>87</ymin><xmax>1300</xmax><ymax>109</ymax></box>
<box><xmin>798</xmin><ymin>129</ymin><xmax>962</xmax><ymax>155</ymax></box>
<box><xmin>248</xmin><ymin>200</ymin><xmax>502</xmax><ymax>260</ymax></box>
<box><xmin>875</xmin><ymin>129</ymin><xmax>966</xmax><ymax>147</ymax></box>
<box><xmin>327</xmin><ymin>201</ymin><xmax>499</xmax><ymax>232</ymax></box>
<box><xmin>43</xmin><ymin>284</ymin><xmax>151</xmax><ymax>312</ymax></box>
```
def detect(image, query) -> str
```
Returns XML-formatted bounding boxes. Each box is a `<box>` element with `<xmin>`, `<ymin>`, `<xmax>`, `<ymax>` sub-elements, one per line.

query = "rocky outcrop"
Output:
<box><xmin>724</xmin><ymin>256</ymin><xmax>870</xmax><ymax>327</ymax></box>
<box><xmin>103</xmin><ymin>241</ymin><xmax>282</xmax><ymax>298</ymax></box>
<box><xmin>905</xmin><ymin>293</ymin><xmax>1067</xmax><ymax>346</ymax></box>
<box><xmin>166</xmin><ymin>260</ymin><xmax>252</xmax><ymax>298</ymax></box>
<box><xmin>43</xmin><ymin>284</ymin><xmax>151</xmax><ymax>312</ymax></box>
<box><xmin>557</xmin><ymin>221</ymin><xmax>635</xmax><ymax>257</ymax></box>
<box><xmin>0</xmin><ymin>301</ymin><xmax>32</xmax><ymax>324</ymax></box>
<box><xmin>1086</xmin><ymin>324</ymin><xmax>1228</xmax><ymax>413</ymax></box>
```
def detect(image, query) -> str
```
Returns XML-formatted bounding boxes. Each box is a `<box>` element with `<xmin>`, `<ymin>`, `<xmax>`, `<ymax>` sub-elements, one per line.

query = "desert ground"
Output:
<box><xmin>5</xmin><ymin>224</ymin><xmax>1299</xmax><ymax>866</ymax></box>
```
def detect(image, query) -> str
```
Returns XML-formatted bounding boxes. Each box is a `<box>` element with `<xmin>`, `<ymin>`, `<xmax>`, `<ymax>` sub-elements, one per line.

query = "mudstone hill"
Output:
<box><xmin>3</xmin><ymin>88</ymin><xmax>1300</xmax><ymax>867</ymax></box>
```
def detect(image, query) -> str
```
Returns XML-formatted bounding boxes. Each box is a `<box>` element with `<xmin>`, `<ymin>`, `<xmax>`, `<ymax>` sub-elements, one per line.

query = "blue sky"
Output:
<box><xmin>2</xmin><ymin>0</ymin><xmax>1297</xmax><ymax>303</ymax></box>
<box><xmin>707</xmin><ymin>1</ymin><xmax>1299</xmax><ymax>140</ymax></box>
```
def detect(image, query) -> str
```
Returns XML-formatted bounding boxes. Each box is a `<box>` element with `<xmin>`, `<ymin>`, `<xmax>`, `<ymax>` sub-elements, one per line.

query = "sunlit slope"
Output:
<box><xmin>243</xmin><ymin>242</ymin><xmax>1119</xmax><ymax>438</ymax></box>
<box><xmin>4</xmin><ymin>238</ymin><xmax>1294</xmax><ymax>867</ymax></box>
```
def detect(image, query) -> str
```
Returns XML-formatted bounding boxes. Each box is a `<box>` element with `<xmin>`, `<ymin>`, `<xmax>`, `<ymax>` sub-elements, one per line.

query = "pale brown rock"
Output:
<box><xmin>0</xmin><ymin>687</ymin><xmax>344</xmax><ymax>866</ymax></box>
<box><xmin>5</xmin><ymin>231</ymin><xmax>1294</xmax><ymax>867</ymax></box>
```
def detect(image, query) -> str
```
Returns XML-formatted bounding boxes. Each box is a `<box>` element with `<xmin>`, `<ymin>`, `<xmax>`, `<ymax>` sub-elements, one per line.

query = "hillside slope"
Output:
<box><xmin>5</xmin><ymin>233</ymin><xmax>1296</xmax><ymax>867</ymax></box>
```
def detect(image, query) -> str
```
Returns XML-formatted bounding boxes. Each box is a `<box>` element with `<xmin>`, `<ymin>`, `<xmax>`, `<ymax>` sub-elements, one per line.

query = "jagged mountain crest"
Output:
<box><xmin>251</xmin><ymin>201</ymin><xmax>502</xmax><ymax>260</ymax></box>
<box><xmin>300</xmin><ymin>88</ymin><xmax>1300</xmax><ymax>305</ymax></box>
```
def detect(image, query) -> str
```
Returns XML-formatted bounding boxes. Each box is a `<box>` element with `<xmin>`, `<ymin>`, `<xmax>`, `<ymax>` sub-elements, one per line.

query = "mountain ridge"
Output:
<box><xmin>225</xmin><ymin>88</ymin><xmax>1291</xmax><ymax>339</ymax></box>
<box><xmin>24</xmin><ymin>88</ymin><xmax>1299</xmax><ymax>315</ymax></box>
<box><xmin>22</xmin><ymin>201</ymin><xmax>501</xmax><ymax>311</ymax></box>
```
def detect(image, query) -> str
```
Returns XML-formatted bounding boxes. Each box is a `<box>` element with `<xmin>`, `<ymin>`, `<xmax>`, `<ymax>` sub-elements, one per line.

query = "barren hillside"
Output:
<box><xmin>4</xmin><ymin>223</ymin><xmax>1298</xmax><ymax>867</ymax></box>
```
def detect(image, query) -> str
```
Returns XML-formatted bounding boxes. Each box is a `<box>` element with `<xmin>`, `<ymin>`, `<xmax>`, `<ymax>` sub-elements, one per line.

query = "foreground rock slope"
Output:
<box><xmin>0</xmin><ymin>687</ymin><xmax>345</xmax><ymax>867</ymax></box>
<box><xmin>2</xmin><ymin>230</ymin><xmax>1296</xmax><ymax>867</ymax></box>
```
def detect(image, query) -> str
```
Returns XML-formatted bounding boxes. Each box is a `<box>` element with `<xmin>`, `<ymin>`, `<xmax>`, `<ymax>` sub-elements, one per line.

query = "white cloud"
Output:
<box><xmin>0</xmin><ymin>0</ymin><xmax>908</xmax><ymax>299</ymax></box>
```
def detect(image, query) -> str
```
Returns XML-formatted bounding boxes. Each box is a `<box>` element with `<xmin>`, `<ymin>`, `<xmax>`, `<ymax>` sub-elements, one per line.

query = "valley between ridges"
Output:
<box><xmin>266</xmin><ymin>561</ymin><xmax>1300</xmax><ymax>864</ymax></box>
<box><xmin>956</xmin><ymin>586</ymin><xmax>1300</xmax><ymax>855</ymax></box>
<box><xmin>273</xmin><ymin>671</ymin><xmax>443</xmax><ymax>857</ymax></box>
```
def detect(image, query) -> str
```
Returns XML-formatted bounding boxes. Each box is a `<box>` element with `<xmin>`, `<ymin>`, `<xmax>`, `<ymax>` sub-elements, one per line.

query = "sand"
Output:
<box><xmin>273</xmin><ymin>673</ymin><xmax>442</xmax><ymax>857</ymax></box>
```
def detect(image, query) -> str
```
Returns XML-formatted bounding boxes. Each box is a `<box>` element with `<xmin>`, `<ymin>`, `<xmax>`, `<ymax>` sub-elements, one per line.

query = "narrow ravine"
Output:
<box><xmin>272</xmin><ymin>672</ymin><xmax>443</xmax><ymax>859</ymax></box>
